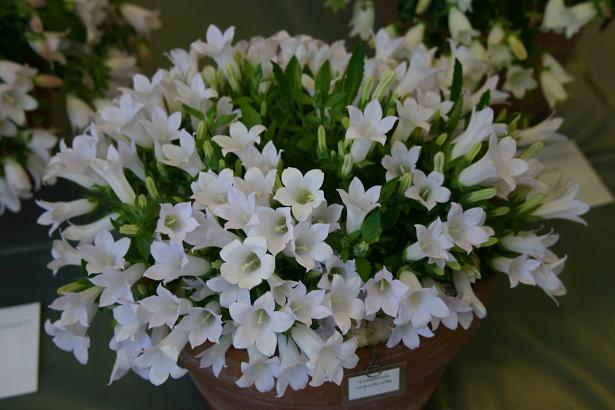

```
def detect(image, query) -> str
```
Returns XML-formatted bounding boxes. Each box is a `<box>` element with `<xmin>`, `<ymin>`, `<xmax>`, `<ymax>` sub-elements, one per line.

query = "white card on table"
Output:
<box><xmin>0</xmin><ymin>302</ymin><xmax>41</xmax><ymax>400</ymax></box>
<box><xmin>539</xmin><ymin>140</ymin><xmax>614</xmax><ymax>208</ymax></box>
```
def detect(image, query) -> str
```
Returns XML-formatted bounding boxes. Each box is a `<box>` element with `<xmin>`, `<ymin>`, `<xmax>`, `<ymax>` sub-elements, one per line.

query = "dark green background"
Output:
<box><xmin>1</xmin><ymin>1</ymin><xmax>614</xmax><ymax>408</ymax></box>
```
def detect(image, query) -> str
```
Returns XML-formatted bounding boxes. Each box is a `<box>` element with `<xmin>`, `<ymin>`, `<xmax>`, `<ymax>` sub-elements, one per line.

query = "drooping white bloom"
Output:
<box><xmin>405</xmin><ymin>218</ymin><xmax>455</xmax><ymax>268</ymax></box>
<box><xmin>233</xmin><ymin>167</ymin><xmax>276</xmax><ymax>206</ymax></box>
<box><xmin>364</xmin><ymin>267</ymin><xmax>409</xmax><ymax>317</ymax></box>
<box><xmin>404</xmin><ymin>170</ymin><xmax>450</xmax><ymax>210</ymax></box>
<box><xmin>451</xmin><ymin>107</ymin><xmax>494</xmax><ymax>160</ymax></box>
<box><xmin>322</xmin><ymin>275</ymin><xmax>364</xmax><ymax>334</ymax></box>
<box><xmin>532</xmin><ymin>177</ymin><xmax>589</xmax><ymax>224</ymax></box>
<box><xmin>213</xmin><ymin>189</ymin><xmax>257</xmax><ymax>230</ymax></box>
<box><xmin>374</xmin><ymin>28</ymin><xmax>403</xmax><ymax>62</ymax></box>
<box><xmin>448</xmin><ymin>7</ymin><xmax>478</xmax><ymax>45</ymax></box>
<box><xmin>500</xmin><ymin>231</ymin><xmax>559</xmax><ymax>260</ymax></box>
<box><xmin>185</xmin><ymin>210</ymin><xmax>239</xmax><ymax>250</ymax></box>
<box><xmin>348</xmin><ymin>0</ymin><xmax>375</xmax><ymax>41</ymax></box>
<box><xmin>191</xmin><ymin>169</ymin><xmax>234</xmax><ymax>210</ymax></box>
<box><xmin>192</xmin><ymin>25</ymin><xmax>236</xmax><ymax>69</ymax></box>
<box><xmin>47</xmin><ymin>239</ymin><xmax>82</xmax><ymax>275</ymax></box>
<box><xmin>392</xmin><ymin>97</ymin><xmax>434</xmax><ymax>142</ymax></box>
<box><xmin>395</xmin><ymin>271</ymin><xmax>449</xmax><ymax>328</ymax></box>
<box><xmin>540</xmin><ymin>53</ymin><xmax>573</xmax><ymax>107</ymax></box>
<box><xmin>77</xmin><ymin>230</ymin><xmax>130</xmax><ymax>275</ymax></box>
<box><xmin>382</xmin><ymin>142</ymin><xmax>421</xmax><ymax>181</ymax></box>
<box><xmin>337</xmin><ymin>177</ymin><xmax>381</xmax><ymax>233</ymax></box>
<box><xmin>63</xmin><ymin>214</ymin><xmax>117</xmax><ymax>244</ymax></box>
<box><xmin>37</xmin><ymin>198</ymin><xmax>96</xmax><ymax>234</ymax></box>
<box><xmin>113</xmin><ymin>303</ymin><xmax>150</xmax><ymax>343</ymax></box>
<box><xmin>274</xmin><ymin>168</ymin><xmax>325</xmax><ymax>221</ymax></box>
<box><xmin>240</xmin><ymin>141</ymin><xmax>281</xmax><ymax>173</ymax></box>
<box><xmin>176</xmin><ymin>302</ymin><xmax>223</xmax><ymax>348</ymax></box>
<box><xmin>386</xmin><ymin>322</ymin><xmax>434</xmax><ymax>349</ymax></box>
<box><xmin>282</xmin><ymin>283</ymin><xmax>330</xmax><ymax>326</ymax></box>
<box><xmin>285</xmin><ymin>222</ymin><xmax>333</xmax><ymax>271</ymax></box>
<box><xmin>492</xmin><ymin>255</ymin><xmax>541</xmax><ymax>287</ymax></box>
<box><xmin>143</xmin><ymin>240</ymin><xmax>210</xmax><ymax>284</ymax></box>
<box><xmin>345</xmin><ymin>100</ymin><xmax>397</xmax><ymax>162</ymax></box>
<box><xmin>160</xmin><ymin>129</ymin><xmax>205</xmax><ymax>176</ymax></box>
<box><xmin>66</xmin><ymin>95</ymin><xmax>93</xmax><ymax>130</ymax></box>
<box><xmin>514</xmin><ymin>116</ymin><xmax>565</xmax><ymax>147</ymax></box>
<box><xmin>155</xmin><ymin>202</ymin><xmax>199</xmax><ymax>243</ymax></box>
<box><xmin>459</xmin><ymin>135</ymin><xmax>529</xmax><ymax>193</ymax></box>
<box><xmin>503</xmin><ymin>65</ymin><xmax>538</xmax><ymax>99</ymax></box>
<box><xmin>197</xmin><ymin>333</ymin><xmax>233</xmax><ymax>377</ymax></box>
<box><xmin>542</xmin><ymin>0</ymin><xmax>596</xmax><ymax>38</ymax></box>
<box><xmin>90</xmin><ymin>263</ymin><xmax>145</xmax><ymax>307</ymax></box>
<box><xmin>425</xmin><ymin>280</ymin><xmax>474</xmax><ymax>331</ymax></box>
<box><xmin>183</xmin><ymin>277</ymin><xmax>215</xmax><ymax>302</ymax></box>
<box><xmin>453</xmin><ymin>270</ymin><xmax>486</xmax><ymax>318</ymax></box>
<box><xmin>49</xmin><ymin>287</ymin><xmax>102</xmax><ymax>327</ymax></box>
<box><xmin>291</xmin><ymin>324</ymin><xmax>359</xmax><ymax>387</ymax></box>
<box><xmin>120</xmin><ymin>3</ymin><xmax>161</xmax><ymax>36</ymax></box>
<box><xmin>139</xmin><ymin>285</ymin><xmax>191</xmax><ymax>328</ymax></box>
<box><xmin>212</xmin><ymin>122</ymin><xmax>265</xmax><ymax>157</ymax></box>
<box><xmin>133</xmin><ymin>329</ymin><xmax>189</xmax><ymax>386</ymax></box>
<box><xmin>275</xmin><ymin>335</ymin><xmax>310</xmax><ymax>397</ymax></box>
<box><xmin>206</xmin><ymin>275</ymin><xmax>251</xmax><ymax>308</ymax></box>
<box><xmin>90</xmin><ymin>146</ymin><xmax>136</xmax><ymax>205</ymax></box>
<box><xmin>236</xmin><ymin>345</ymin><xmax>280</xmax><ymax>393</ymax></box>
<box><xmin>230</xmin><ymin>292</ymin><xmax>294</xmax><ymax>357</ymax></box>
<box><xmin>445</xmin><ymin>203</ymin><xmax>494</xmax><ymax>253</ymax></box>
<box><xmin>142</xmin><ymin>107</ymin><xmax>182</xmax><ymax>159</ymax></box>
<box><xmin>309</xmin><ymin>201</ymin><xmax>343</xmax><ymax>232</ymax></box>
<box><xmin>45</xmin><ymin>319</ymin><xmax>90</xmax><ymax>365</ymax></box>
<box><xmin>532</xmin><ymin>256</ymin><xmax>567</xmax><ymax>300</ymax></box>
<box><xmin>220</xmin><ymin>236</ymin><xmax>275</xmax><ymax>289</ymax></box>
<box><xmin>247</xmin><ymin>207</ymin><xmax>294</xmax><ymax>255</ymax></box>
<box><xmin>394</xmin><ymin>46</ymin><xmax>441</xmax><ymax>96</ymax></box>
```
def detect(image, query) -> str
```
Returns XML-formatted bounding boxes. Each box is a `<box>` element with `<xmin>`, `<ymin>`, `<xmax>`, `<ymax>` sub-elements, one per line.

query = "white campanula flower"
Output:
<box><xmin>448</xmin><ymin>7</ymin><xmax>478</xmax><ymax>45</ymax></box>
<box><xmin>113</xmin><ymin>303</ymin><xmax>150</xmax><ymax>343</ymax></box>
<box><xmin>424</xmin><ymin>280</ymin><xmax>474</xmax><ymax>331</ymax></box>
<box><xmin>37</xmin><ymin>198</ymin><xmax>97</xmax><ymax>234</ymax></box>
<box><xmin>532</xmin><ymin>177</ymin><xmax>589</xmax><ymax>224</ymax></box>
<box><xmin>63</xmin><ymin>214</ymin><xmax>117</xmax><ymax>244</ymax></box>
<box><xmin>285</xmin><ymin>222</ymin><xmax>333</xmax><ymax>271</ymax></box>
<box><xmin>500</xmin><ymin>231</ymin><xmax>559</xmax><ymax>260</ymax></box>
<box><xmin>345</xmin><ymin>99</ymin><xmax>397</xmax><ymax>162</ymax></box>
<box><xmin>459</xmin><ymin>135</ymin><xmax>529</xmax><ymax>194</ymax></box>
<box><xmin>185</xmin><ymin>210</ymin><xmax>239</xmax><ymax>250</ymax></box>
<box><xmin>318</xmin><ymin>256</ymin><xmax>359</xmax><ymax>290</ymax></box>
<box><xmin>206</xmin><ymin>275</ymin><xmax>251</xmax><ymax>308</ymax></box>
<box><xmin>220</xmin><ymin>236</ymin><xmax>275</xmax><ymax>289</ymax></box>
<box><xmin>213</xmin><ymin>188</ymin><xmax>258</xmax><ymax>230</ymax></box>
<box><xmin>374</xmin><ymin>28</ymin><xmax>403</xmax><ymax>62</ymax></box>
<box><xmin>66</xmin><ymin>95</ymin><xmax>93</xmax><ymax>130</ymax></box>
<box><xmin>282</xmin><ymin>282</ymin><xmax>331</xmax><ymax>326</ymax></box>
<box><xmin>451</xmin><ymin>107</ymin><xmax>494</xmax><ymax>160</ymax></box>
<box><xmin>160</xmin><ymin>129</ymin><xmax>205</xmax><ymax>177</ymax></box>
<box><xmin>120</xmin><ymin>3</ymin><xmax>161</xmax><ymax>37</ymax></box>
<box><xmin>240</xmin><ymin>141</ymin><xmax>282</xmax><ymax>172</ymax></box>
<box><xmin>405</xmin><ymin>218</ymin><xmax>455</xmax><ymax>268</ymax></box>
<box><xmin>108</xmin><ymin>330</ymin><xmax>152</xmax><ymax>384</ymax></box>
<box><xmin>141</xmin><ymin>107</ymin><xmax>182</xmax><ymax>159</ymax></box>
<box><xmin>274</xmin><ymin>168</ymin><xmax>325</xmax><ymax>221</ymax></box>
<box><xmin>386</xmin><ymin>322</ymin><xmax>434</xmax><ymax>349</ymax></box>
<box><xmin>143</xmin><ymin>240</ymin><xmax>210</xmax><ymax>284</ymax></box>
<box><xmin>212</xmin><ymin>122</ymin><xmax>266</xmax><ymax>157</ymax></box>
<box><xmin>322</xmin><ymin>275</ymin><xmax>364</xmax><ymax>334</ymax></box>
<box><xmin>176</xmin><ymin>302</ymin><xmax>223</xmax><ymax>348</ymax></box>
<box><xmin>503</xmin><ymin>65</ymin><xmax>537</xmax><ymax>99</ymax></box>
<box><xmin>230</xmin><ymin>292</ymin><xmax>294</xmax><ymax>357</ymax></box>
<box><xmin>233</xmin><ymin>167</ymin><xmax>276</xmax><ymax>206</ymax></box>
<box><xmin>45</xmin><ymin>133</ymin><xmax>104</xmax><ymax>188</ymax></box>
<box><xmin>236</xmin><ymin>345</ymin><xmax>280</xmax><ymax>393</ymax></box>
<box><xmin>514</xmin><ymin>116</ymin><xmax>565</xmax><ymax>147</ymax></box>
<box><xmin>276</xmin><ymin>335</ymin><xmax>310</xmax><ymax>397</ymax></box>
<box><xmin>492</xmin><ymin>255</ymin><xmax>541</xmax><ymax>287</ymax></box>
<box><xmin>156</xmin><ymin>202</ymin><xmax>199</xmax><ymax>243</ymax></box>
<box><xmin>532</xmin><ymin>256</ymin><xmax>567</xmax><ymax>300</ymax></box>
<box><xmin>445</xmin><ymin>203</ymin><xmax>494</xmax><ymax>253</ymax></box>
<box><xmin>291</xmin><ymin>324</ymin><xmax>358</xmax><ymax>387</ymax></box>
<box><xmin>542</xmin><ymin>0</ymin><xmax>596</xmax><ymax>38</ymax></box>
<box><xmin>404</xmin><ymin>170</ymin><xmax>450</xmax><ymax>211</ymax></box>
<box><xmin>98</xmin><ymin>93</ymin><xmax>143</xmax><ymax>139</ymax></box>
<box><xmin>77</xmin><ymin>230</ymin><xmax>130</xmax><ymax>274</ymax></box>
<box><xmin>247</xmin><ymin>207</ymin><xmax>294</xmax><ymax>255</ymax></box>
<box><xmin>90</xmin><ymin>263</ymin><xmax>145</xmax><ymax>307</ymax></box>
<box><xmin>308</xmin><ymin>201</ymin><xmax>343</xmax><ymax>232</ymax></box>
<box><xmin>197</xmin><ymin>333</ymin><xmax>233</xmax><ymax>377</ymax></box>
<box><xmin>133</xmin><ymin>329</ymin><xmax>189</xmax><ymax>386</ymax></box>
<box><xmin>191</xmin><ymin>168</ymin><xmax>234</xmax><ymax>210</ymax></box>
<box><xmin>395</xmin><ymin>45</ymin><xmax>441</xmax><ymax>97</ymax></box>
<box><xmin>382</xmin><ymin>141</ymin><xmax>421</xmax><ymax>181</ymax></box>
<box><xmin>45</xmin><ymin>319</ymin><xmax>90</xmax><ymax>365</ymax></box>
<box><xmin>348</xmin><ymin>0</ymin><xmax>374</xmax><ymax>41</ymax></box>
<box><xmin>174</xmin><ymin>74</ymin><xmax>218</xmax><ymax>113</ymax></box>
<box><xmin>183</xmin><ymin>277</ymin><xmax>215</xmax><ymax>302</ymax></box>
<box><xmin>453</xmin><ymin>270</ymin><xmax>486</xmax><ymax>318</ymax></box>
<box><xmin>337</xmin><ymin>177</ymin><xmax>381</xmax><ymax>233</ymax></box>
<box><xmin>540</xmin><ymin>53</ymin><xmax>573</xmax><ymax>107</ymax></box>
<box><xmin>192</xmin><ymin>25</ymin><xmax>236</xmax><ymax>69</ymax></box>
<box><xmin>395</xmin><ymin>271</ymin><xmax>449</xmax><ymax>328</ymax></box>
<box><xmin>48</xmin><ymin>239</ymin><xmax>82</xmax><ymax>275</ymax></box>
<box><xmin>392</xmin><ymin>97</ymin><xmax>434</xmax><ymax>142</ymax></box>
<box><xmin>139</xmin><ymin>284</ymin><xmax>192</xmax><ymax>328</ymax></box>
<box><xmin>364</xmin><ymin>267</ymin><xmax>409</xmax><ymax>317</ymax></box>
<box><xmin>49</xmin><ymin>287</ymin><xmax>102</xmax><ymax>327</ymax></box>
<box><xmin>90</xmin><ymin>146</ymin><xmax>136</xmax><ymax>205</ymax></box>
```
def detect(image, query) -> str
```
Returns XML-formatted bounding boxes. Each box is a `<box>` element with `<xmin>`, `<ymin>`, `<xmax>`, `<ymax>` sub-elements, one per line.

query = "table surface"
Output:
<box><xmin>1</xmin><ymin>1</ymin><xmax>615</xmax><ymax>409</ymax></box>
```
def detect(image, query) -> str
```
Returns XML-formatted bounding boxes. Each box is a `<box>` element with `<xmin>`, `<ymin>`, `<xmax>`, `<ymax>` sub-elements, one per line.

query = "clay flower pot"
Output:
<box><xmin>180</xmin><ymin>277</ymin><xmax>496</xmax><ymax>410</ymax></box>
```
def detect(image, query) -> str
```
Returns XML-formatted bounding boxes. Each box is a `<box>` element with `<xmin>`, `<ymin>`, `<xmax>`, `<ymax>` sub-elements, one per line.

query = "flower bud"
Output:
<box><xmin>416</xmin><ymin>0</ymin><xmax>432</xmax><ymax>14</ymax></box>
<box><xmin>507</xmin><ymin>35</ymin><xmax>528</xmax><ymax>60</ymax></box>
<box><xmin>435</xmin><ymin>133</ymin><xmax>448</xmax><ymax>146</ymax></box>
<box><xmin>119</xmin><ymin>224</ymin><xmax>141</xmax><ymax>235</ymax></box>
<box><xmin>479</xmin><ymin>237</ymin><xmax>498</xmax><ymax>248</ymax></box>
<box><xmin>404</xmin><ymin>23</ymin><xmax>425</xmax><ymax>50</ymax></box>
<box><xmin>341</xmin><ymin>117</ymin><xmax>350</xmax><ymax>128</ymax></box>
<box><xmin>317</xmin><ymin>125</ymin><xmax>328</xmax><ymax>158</ymax></box>
<box><xmin>372</xmin><ymin>69</ymin><xmax>396</xmax><ymax>100</ymax></box>
<box><xmin>34</xmin><ymin>74</ymin><xmax>63</xmax><ymax>88</ymax></box>
<box><xmin>203</xmin><ymin>140</ymin><xmax>216</xmax><ymax>162</ymax></box>
<box><xmin>519</xmin><ymin>141</ymin><xmax>544</xmax><ymax>160</ymax></box>
<box><xmin>540</xmin><ymin>70</ymin><xmax>568</xmax><ymax>107</ymax></box>
<box><xmin>225</xmin><ymin>66</ymin><xmax>240</xmax><ymax>93</ymax></box>
<box><xmin>349</xmin><ymin>0</ymin><xmax>374</xmax><ymax>41</ymax></box>
<box><xmin>433</xmin><ymin>152</ymin><xmax>445</xmax><ymax>174</ymax></box>
<box><xmin>339</xmin><ymin>154</ymin><xmax>354</xmax><ymax>178</ymax></box>
<box><xmin>462</xmin><ymin>187</ymin><xmax>498</xmax><ymax>203</ymax></box>
<box><xmin>518</xmin><ymin>193</ymin><xmax>544</xmax><ymax>214</ymax></box>
<box><xmin>465</xmin><ymin>142</ymin><xmax>483</xmax><ymax>163</ymax></box>
<box><xmin>145</xmin><ymin>176</ymin><xmax>159</xmax><ymax>199</ymax></box>
<box><xmin>30</xmin><ymin>15</ymin><xmax>43</xmax><ymax>33</ymax></box>
<box><xmin>202</xmin><ymin>65</ymin><xmax>217</xmax><ymax>88</ymax></box>
<box><xmin>57</xmin><ymin>280</ymin><xmax>90</xmax><ymax>295</ymax></box>
<box><xmin>66</xmin><ymin>95</ymin><xmax>93</xmax><ymax>130</ymax></box>
<box><xmin>399</xmin><ymin>172</ymin><xmax>413</xmax><ymax>195</ymax></box>
<box><xmin>360</xmin><ymin>76</ymin><xmax>375</xmax><ymax>105</ymax></box>
<box><xmin>487</xmin><ymin>25</ymin><xmax>505</xmax><ymax>45</ymax></box>
<box><xmin>488</xmin><ymin>206</ymin><xmax>510</xmax><ymax>217</ymax></box>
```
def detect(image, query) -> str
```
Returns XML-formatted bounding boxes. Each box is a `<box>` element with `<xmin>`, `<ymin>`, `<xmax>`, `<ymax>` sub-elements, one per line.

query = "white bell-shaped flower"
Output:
<box><xmin>274</xmin><ymin>167</ymin><xmax>325</xmax><ymax>222</ymax></box>
<box><xmin>220</xmin><ymin>236</ymin><xmax>275</xmax><ymax>289</ymax></box>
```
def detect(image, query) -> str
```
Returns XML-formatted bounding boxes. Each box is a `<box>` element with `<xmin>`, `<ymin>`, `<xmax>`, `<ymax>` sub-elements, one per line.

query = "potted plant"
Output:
<box><xmin>0</xmin><ymin>0</ymin><xmax>160</xmax><ymax>214</ymax></box>
<box><xmin>40</xmin><ymin>24</ymin><xmax>588</xmax><ymax>409</ymax></box>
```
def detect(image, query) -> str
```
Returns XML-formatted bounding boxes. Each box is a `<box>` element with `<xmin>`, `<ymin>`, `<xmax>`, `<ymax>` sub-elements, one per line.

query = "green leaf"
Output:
<box><xmin>446</xmin><ymin>93</ymin><xmax>464</xmax><ymax>133</ymax></box>
<box><xmin>342</xmin><ymin>45</ymin><xmax>365</xmax><ymax>104</ymax></box>
<box><xmin>361</xmin><ymin>210</ymin><xmax>382</xmax><ymax>243</ymax></box>
<box><xmin>476</xmin><ymin>89</ymin><xmax>491</xmax><ymax>110</ymax></box>
<box><xmin>314</xmin><ymin>60</ymin><xmax>332</xmax><ymax>104</ymax></box>
<box><xmin>240</xmin><ymin>103</ymin><xmax>262</xmax><ymax>128</ymax></box>
<box><xmin>182</xmin><ymin>104</ymin><xmax>205</xmax><ymax>121</ymax></box>
<box><xmin>355</xmin><ymin>258</ymin><xmax>372</xmax><ymax>282</ymax></box>
<box><xmin>380</xmin><ymin>177</ymin><xmax>399</xmax><ymax>202</ymax></box>
<box><xmin>449</xmin><ymin>59</ymin><xmax>463</xmax><ymax>103</ymax></box>
<box><xmin>381</xmin><ymin>205</ymin><xmax>401</xmax><ymax>230</ymax></box>
<box><xmin>214</xmin><ymin>113</ymin><xmax>237</xmax><ymax>130</ymax></box>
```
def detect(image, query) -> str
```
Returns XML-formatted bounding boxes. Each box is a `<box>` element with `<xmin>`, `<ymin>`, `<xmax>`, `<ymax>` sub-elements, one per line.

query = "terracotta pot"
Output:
<box><xmin>180</xmin><ymin>276</ymin><xmax>496</xmax><ymax>410</ymax></box>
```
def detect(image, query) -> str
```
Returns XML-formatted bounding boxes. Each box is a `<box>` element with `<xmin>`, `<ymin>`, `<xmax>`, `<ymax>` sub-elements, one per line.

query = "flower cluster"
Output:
<box><xmin>0</xmin><ymin>0</ymin><xmax>160</xmax><ymax>213</ymax></box>
<box><xmin>41</xmin><ymin>25</ymin><xmax>588</xmax><ymax>394</ymax></box>
<box><xmin>325</xmin><ymin>0</ymin><xmax>611</xmax><ymax>107</ymax></box>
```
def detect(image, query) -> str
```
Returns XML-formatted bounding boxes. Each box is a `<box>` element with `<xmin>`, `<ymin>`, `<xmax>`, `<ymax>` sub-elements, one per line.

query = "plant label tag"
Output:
<box><xmin>0</xmin><ymin>302</ymin><xmax>40</xmax><ymax>400</ymax></box>
<box><xmin>347</xmin><ymin>367</ymin><xmax>401</xmax><ymax>401</ymax></box>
